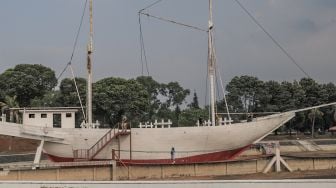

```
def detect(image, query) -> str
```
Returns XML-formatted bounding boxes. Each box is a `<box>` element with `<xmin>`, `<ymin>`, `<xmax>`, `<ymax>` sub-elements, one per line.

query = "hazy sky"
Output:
<box><xmin>1</xmin><ymin>0</ymin><xmax>336</xmax><ymax>105</ymax></box>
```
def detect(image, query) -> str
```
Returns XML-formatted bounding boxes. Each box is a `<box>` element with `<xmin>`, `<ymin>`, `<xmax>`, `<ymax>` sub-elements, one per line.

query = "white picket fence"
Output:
<box><xmin>138</xmin><ymin>119</ymin><xmax>172</xmax><ymax>128</ymax></box>
<box><xmin>138</xmin><ymin>117</ymin><xmax>233</xmax><ymax>128</ymax></box>
<box><xmin>196</xmin><ymin>117</ymin><xmax>233</xmax><ymax>126</ymax></box>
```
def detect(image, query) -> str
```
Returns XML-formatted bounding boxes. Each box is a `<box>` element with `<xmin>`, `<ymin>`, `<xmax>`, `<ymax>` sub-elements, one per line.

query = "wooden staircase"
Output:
<box><xmin>73</xmin><ymin>128</ymin><xmax>130</xmax><ymax>161</ymax></box>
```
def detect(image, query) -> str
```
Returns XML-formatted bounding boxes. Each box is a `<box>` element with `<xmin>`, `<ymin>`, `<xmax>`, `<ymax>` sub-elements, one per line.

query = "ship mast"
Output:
<box><xmin>208</xmin><ymin>0</ymin><xmax>216</xmax><ymax>126</ymax></box>
<box><xmin>87</xmin><ymin>0</ymin><xmax>93</xmax><ymax>127</ymax></box>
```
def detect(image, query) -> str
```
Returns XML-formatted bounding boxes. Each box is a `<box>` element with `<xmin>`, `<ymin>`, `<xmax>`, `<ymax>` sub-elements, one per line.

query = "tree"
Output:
<box><xmin>0</xmin><ymin>64</ymin><xmax>57</xmax><ymax>106</ymax></box>
<box><xmin>93</xmin><ymin>77</ymin><xmax>148</xmax><ymax>126</ymax></box>
<box><xmin>188</xmin><ymin>91</ymin><xmax>200</xmax><ymax>109</ymax></box>
<box><xmin>156</xmin><ymin>103</ymin><xmax>174</xmax><ymax>122</ymax></box>
<box><xmin>5</xmin><ymin>95</ymin><xmax>20</xmax><ymax>122</ymax></box>
<box><xmin>161</xmin><ymin>82</ymin><xmax>190</xmax><ymax>126</ymax></box>
<box><xmin>322</xmin><ymin>83</ymin><xmax>336</xmax><ymax>103</ymax></box>
<box><xmin>163</xmin><ymin>82</ymin><xmax>190</xmax><ymax>107</ymax></box>
<box><xmin>136</xmin><ymin>76</ymin><xmax>162</xmax><ymax>121</ymax></box>
<box><xmin>226</xmin><ymin>76</ymin><xmax>264</xmax><ymax>113</ymax></box>
<box><xmin>0</xmin><ymin>95</ymin><xmax>20</xmax><ymax>123</ymax></box>
<box><xmin>30</xmin><ymin>91</ymin><xmax>62</xmax><ymax>107</ymax></box>
<box><xmin>308</xmin><ymin>109</ymin><xmax>324</xmax><ymax>138</ymax></box>
<box><xmin>262</xmin><ymin>80</ymin><xmax>282</xmax><ymax>112</ymax></box>
<box><xmin>179</xmin><ymin>107</ymin><xmax>208</xmax><ymax>127</ymax></box>
<box><xmin>58</xmin><ymin>78</ymin><xmax>87</xmax><ymax>107</ymax></box>
<box><xmin>300</xmin><ymin>78</ymin><xmax>327</xmax><ymax>106</ymax></box>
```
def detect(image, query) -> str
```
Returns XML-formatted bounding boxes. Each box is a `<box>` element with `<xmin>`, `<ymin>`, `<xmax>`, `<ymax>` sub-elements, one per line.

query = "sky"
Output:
<box><xmin>1</xmin><ymin>0</ymin><xmax>336</xmax><ymax>105</ymax></box>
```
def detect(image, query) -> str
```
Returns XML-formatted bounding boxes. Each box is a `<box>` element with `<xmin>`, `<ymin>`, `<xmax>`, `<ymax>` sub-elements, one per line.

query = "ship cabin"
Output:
<box><xmin>18</xmin><ymin>107</ymin><xmax>79</xmax><ymax>128</ymax></box>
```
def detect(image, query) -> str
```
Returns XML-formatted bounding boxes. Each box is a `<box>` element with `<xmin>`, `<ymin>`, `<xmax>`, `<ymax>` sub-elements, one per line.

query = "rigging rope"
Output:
<box><xmin>138</xmin><ymin>14</ymin><xmax>150</xmax><ymax>76</ymax></box>
<box><xmin>233</xmin><ymin>0</ymin><xmax>312</xmax><ymax>79</ymax></box>
<box><xmin>211</xmin><ymin>33</ymin><xmax>231</xmax><ymax>121</ymax></box>
<box><xmin>139</xmin><ymin>12</ymin><xmax>208</xmax><ymax>33</ymax></box>
<box><xmin>137</xmin><ymin>0</ymin><xmax>166</xmax><ymax>76</ymax></box>
<box><xmin>57</xmin><ymin>0</ymin><xmax>88</xmax><ymax>81</ymax></box>
<box><xmin>205</xmin><ymin>68</ymin><xmax>209</xmax><ymax>120</ymax></box>
<box><xmin>69</xmin><ymin>65</ymin><xmax>87</xmax><ymax>122</ymax></box>
<box><xmin>139</xmin><ymin>0</ymin><xmax>164</xmax><ymax>12</ymax></box>
<box><xmin>213</xmin><ymin>52</ymin><xmax>231</xmax><ymax>121</ymax></box>
<box><xmin>55</xmin><ymin>0</ymin><xmax>88</xmax><ymax>119</ymax></box>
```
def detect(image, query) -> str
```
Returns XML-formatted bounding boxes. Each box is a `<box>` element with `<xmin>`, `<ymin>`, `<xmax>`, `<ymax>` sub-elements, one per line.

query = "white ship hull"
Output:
<box><xmin>0</xmin><ymin>112</ymin><xmax>294</xmax><ymax>164</ymax></box>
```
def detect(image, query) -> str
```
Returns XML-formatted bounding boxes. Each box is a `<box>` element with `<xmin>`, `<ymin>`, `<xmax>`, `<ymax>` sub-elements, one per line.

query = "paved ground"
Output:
<box><xmin>157</xmin><ymin>169</ymin><xmax>336</xmax><ymax>180</ymax></box>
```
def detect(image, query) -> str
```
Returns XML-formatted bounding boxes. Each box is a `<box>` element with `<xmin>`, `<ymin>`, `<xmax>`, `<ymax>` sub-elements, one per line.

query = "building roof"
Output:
<box><xmin>13</xmin><ymin>107</ymin><xmax>80</xmax><ymax>113</ymax></box>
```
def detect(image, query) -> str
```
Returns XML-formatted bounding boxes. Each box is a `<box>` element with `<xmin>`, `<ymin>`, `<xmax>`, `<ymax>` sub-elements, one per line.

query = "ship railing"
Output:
<box><xmin>196</xmin><ymin>117</ymin><xmax>233</xmax><ymax>126</ymax></box>
<box><xmin>138</xmin><ymin>119</ymin><xmax>172</xmax><ymax>128</ymax></box>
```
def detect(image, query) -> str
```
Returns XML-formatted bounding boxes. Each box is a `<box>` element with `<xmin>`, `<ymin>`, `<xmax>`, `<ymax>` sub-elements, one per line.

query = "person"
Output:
<box><xmin>170</xmin><ymin>147</ymin><xmax>175</xmax><ymax>163</ymax></box>
<box><xmin>121</xmin><ymin>115</ymin><xmax>127</xmax><ymax>131</ymax></box>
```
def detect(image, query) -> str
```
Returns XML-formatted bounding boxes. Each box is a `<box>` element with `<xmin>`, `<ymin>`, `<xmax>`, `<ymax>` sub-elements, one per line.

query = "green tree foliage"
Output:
<box><xmin>163</xmin><ymin>82</ymin><xmax>190</xmax><ymax>107</ymax></box>
<box><xmin>300</xmin><ymin>78</ymin><xmax>328</xmax><ymax>106</ymax></box>
<box><xmin>136</xmin><ymin>76</ymin><xmax>162</xmax><ymax>121</ymax></box>
<box><xmin>58</xmin><ymin>78</ymin><xmax>87</xmax><ymax>107</ymax></box>
<box><xmin>30</xmin><ymin>91</ymin><xmax>62</xmax><ymax>107</ymax></box>
<box><xmin>156</xmin><ymin>103</ymin><xmax>174</xmax><ymax>122</ymax></box>
<box><xmin>2</xmin><ymin>63</ymin><xmax>336</xmax><ymax>133</ymax></box>
<box><xmin>188</xmin><ymin>91</ymin><xmax>200</xmax><ymax>109</ymax></box>
<box><xmin>226</xmin><ymin>76</ymin><xmax>264</xmax><ymax>113</ymax></box>
<box><xmin>0</xmin><ymin>64</ymin><xmax>57</xmax><ymax>106</ymax></box>
<box><xmin>224</xmin><ymin>76</ymin><xmax>336</xmax><ymax>134</ymax></box>
<box><xmin>308</xmin><ymin>109</ymin><xmax>324</xmax><ymax>138</ymax></box>
<box><xmin>0</xmin><ymin>95</ymin><xmax>20</xmax><ymax>123</ymax></box>
<box><xmin>179</xmin><ymin>107</ymin><xmax>208</xmax><ymax>127</ymax></box>
<box><xmin>322</xmin><ymin>83</ymin><xmax>336</xmax><ymax>103</ymax></box>
<box><xmin>93</xmin><ymin>77</ymin><xmax>148</xmax><ymax>126</ymax></box>
<box><xmin>160</xmin><ymin>82</ymin><xmax>190</xmax><ymax>126</ymax></box>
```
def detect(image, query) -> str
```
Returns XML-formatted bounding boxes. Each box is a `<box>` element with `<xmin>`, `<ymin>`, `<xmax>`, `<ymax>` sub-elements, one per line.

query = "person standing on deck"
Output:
<box><xmin>121</xmin><ymin>115</ymin><xmax>128</xmax><ymax>132</ymax></box>
<box><xmin>171</xmin><ymin>147</ymin><xmax>175</xmax><ymax>163</ymax></box>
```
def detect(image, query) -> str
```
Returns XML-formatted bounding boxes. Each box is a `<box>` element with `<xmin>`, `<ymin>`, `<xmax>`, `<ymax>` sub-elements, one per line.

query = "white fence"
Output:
<box><xmin>138</xmin><ymin>119</ymin><xmax>172</xmax><ymax>128</ymax></box>
<box><xmin>196</xmin><ymin>117</ymin><xmax>233</xmax><ymax>126</ymax></box>
<box><xmin>138</xmin><ymin>117</ymin><xmax>234</xmax><ymax>128</ymax></box>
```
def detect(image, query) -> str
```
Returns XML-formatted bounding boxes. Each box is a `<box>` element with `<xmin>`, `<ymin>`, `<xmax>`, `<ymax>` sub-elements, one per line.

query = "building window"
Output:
<box><xmin>41</xmin><ymin>114</ymin><xmax>47</xmax><ymax>118</ymax></box>
<box><xmin>29</xmin><ymin>114</ymin><xmax>35</xmax><ymax>118</ymax></box>
<box><xmin>66</xmin><ymin>113</ymin><xmax>72</xmax><ymax>118</ymax></box>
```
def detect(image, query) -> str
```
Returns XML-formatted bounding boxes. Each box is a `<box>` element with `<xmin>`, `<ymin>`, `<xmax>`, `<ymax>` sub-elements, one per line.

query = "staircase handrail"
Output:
<box><xmin>87</xmin><ymin>128</ymin><xmax>116</xmax><ymax>158</ymax></box>
<box><xmin>74</xmin><ymin>125</ymin><xmax>130</xmax><ymax>160</ymax></box>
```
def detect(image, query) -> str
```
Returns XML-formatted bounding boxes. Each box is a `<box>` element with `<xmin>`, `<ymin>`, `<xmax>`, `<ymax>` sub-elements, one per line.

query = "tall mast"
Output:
<box><xmin>87</xmin><ymin>0</ymin><xmax>93</xmax><ymax>127</ymax></box>
<box><xmin>208</xmin><ymin>0</ymin><xmax>216</xmax><ymax>126</ymax></box>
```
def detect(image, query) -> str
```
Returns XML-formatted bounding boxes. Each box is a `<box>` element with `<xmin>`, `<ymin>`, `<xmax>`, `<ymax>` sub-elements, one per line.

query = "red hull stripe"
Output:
<box><xmin>121</xmin><ymin>145</ymin><xmax>250</xmax><ymax>165</ymax></box>
<box><xmin>46</xmin><ymin>153</ymin><xmax>75</xmax><ymax>162</ymax></box>
<box><xmin>45</xmin><ymin>145</ymin><xmax>250</xmax><ymax>164</ymax></box>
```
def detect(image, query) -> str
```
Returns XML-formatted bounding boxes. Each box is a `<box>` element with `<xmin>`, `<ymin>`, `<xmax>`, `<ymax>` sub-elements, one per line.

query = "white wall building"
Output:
<box><xmin>19</xmin><ymin>108</ymin><xmax>78</xmax><ymax>128</ymax></box>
